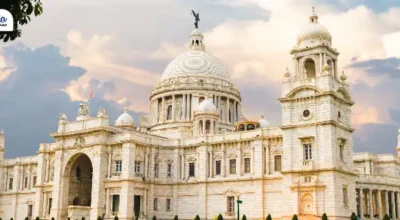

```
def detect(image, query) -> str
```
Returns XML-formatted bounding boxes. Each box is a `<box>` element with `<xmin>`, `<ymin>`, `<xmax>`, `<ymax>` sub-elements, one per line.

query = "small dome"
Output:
<box><xmin>115</xmin><ymin>107</ymin><xmax>135</xmax><ymax>127</ymax></box>
<box><xmin>196</xmin><ymin>99</ymin><xmax>217</xmax><ymax>112</ymax></box>
<box><xmin>297</xmin><ymin>8</ymin><xmax>332</xmax><ymax>47</ymax></box>
<box><xmin>191</xmin><ymin>28</ymin><xmax>202</xmax><ymax>36</ymax></box>
<box><xmin>258</xmin><ymin>114</ymin><xmax>269</xmax><ymax>128</ymax></box>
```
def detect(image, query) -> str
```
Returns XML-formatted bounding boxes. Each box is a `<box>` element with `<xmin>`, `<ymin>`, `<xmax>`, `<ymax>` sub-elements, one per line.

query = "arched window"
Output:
<box><xmin>199</xmin><ymin>120</ymin><xmax>203</xmax><ymax>134</ymax></box>
<box><xmin>205</xmin><ymin>120</ymin><xmax>211</xmax><ymax>134</ymax></box>
<box><xmin>327</xmin><ymin>59</ymin><xmax>333</xmax><ymax>75</ymax></box>
<box><xmin>247</xmin><ymin>124</ymin><xmax>255</xmax><ymax>130</ymax></box>
<box><xmin>199</xmin><ymin>97</ymin><xmax>205</xmax><ymax>103</ymax></box>
<box><xmin>167</xmin><ymin>105</ymin><xmax>172</xmax><ymax>120</ymax></box>
<box><xmin>76</xmin><ymin>166</ymin><xmax>81</xmax><ymax>180</ymax></box>
<box><xmin>229</xmin><ymin>110</ymin><xmax>232</xmax><ymax>123</ymax></box>
<box><xmin>304</xmin><ymin>59</ymin><xmax>316</xmax><ymax>78</ymax></box>
<box><xmin>196</xmin><ymin>40</ymin><xmax>199</xmax><ymax>45</ymax></box>
<box><xmin>238</xmin><ymin>124</ymin><xmax>245</xmax><ymax>131</ymax></box>
<box><xmin>199</xmin><ymin>79</ymin><xmax>204</xmax><ymax>86</ymax></box>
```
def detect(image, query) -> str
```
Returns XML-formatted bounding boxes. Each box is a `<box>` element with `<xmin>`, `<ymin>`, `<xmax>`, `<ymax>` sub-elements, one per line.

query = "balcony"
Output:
<box><xmin>301</xmin><ymin>160</ymin><xmax>314</xmax><ymax>170</ymax></box>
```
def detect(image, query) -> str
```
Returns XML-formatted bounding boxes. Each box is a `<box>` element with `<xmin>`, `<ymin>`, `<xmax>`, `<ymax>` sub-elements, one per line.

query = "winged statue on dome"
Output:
<box><xmin>192</xmin><ymin>10</ymin><xmax>200</xmax><ymax>29</ymax></box>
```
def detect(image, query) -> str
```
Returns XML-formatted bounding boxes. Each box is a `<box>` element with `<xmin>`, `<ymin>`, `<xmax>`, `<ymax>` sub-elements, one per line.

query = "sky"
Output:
<box><xmin>1</xmin><ymin>0</ymin><xmax>400</xmax><ymax>158</ymax></box>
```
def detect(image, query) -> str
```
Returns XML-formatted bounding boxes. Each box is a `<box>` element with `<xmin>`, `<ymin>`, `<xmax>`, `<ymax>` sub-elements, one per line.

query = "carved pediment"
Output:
<box><xmin>223</xmin><ymin>189</ymin><xmax>241</xmax><ymax>197</ymax></box>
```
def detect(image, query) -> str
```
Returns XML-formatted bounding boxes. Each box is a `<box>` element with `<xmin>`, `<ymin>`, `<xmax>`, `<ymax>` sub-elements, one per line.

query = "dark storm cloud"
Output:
<box><xmin>350</xmin><ymin>57</ymin><xmax>400</xmax><ymax>78</ymax></box>
<box><xmin>0</xmin><ymin>44</ymin><xmax>142</xmax><ymax>158</ymax></box>
<box><xmin>349</xmin><ymin>57</ymin><xmax>400</xmax><ymax>154</ymax></box>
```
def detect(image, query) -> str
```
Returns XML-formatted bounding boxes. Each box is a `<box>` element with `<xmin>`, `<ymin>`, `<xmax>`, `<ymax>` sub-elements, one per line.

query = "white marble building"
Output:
<box><xmin>1</xmin><ymin>9</ymin><xmax>400</xmax><ymax>220</ymax></box>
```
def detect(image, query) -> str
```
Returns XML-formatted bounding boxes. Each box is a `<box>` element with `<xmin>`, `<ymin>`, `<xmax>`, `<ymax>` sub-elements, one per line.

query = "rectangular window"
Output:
<box><xmin>215</xmin><ymin>160</ymin><xmax>221</xmax><ymax>175</ymax></box>
<box><xmin>189</xmin><ymin>162</ymin><xmax>195</xmax><ymax>177</ymax></box>
<box><xmin>274</xmin><ymin>155</ymin><xmax>282</xmax><ymax>171</ymax></box>
<box><xmin>153</xmin><ymin>198</ymin><xmax>158</xmax><ymax>211</ymax></box>
<box><xmin>112</xmin><ymin>195</ymin><xmax>120</xmax><ymax>213</ymax></box>
<box><xmin>48</xmin><ymin>198</ymin><xmax>52</xmax><ymax>214</ymax></box>
<box><xmin>229</xmin><ymin>159</ymin><xmax>236</xmax><ymax>174</ymax></box>
<box><xmin>304</xmin><ymin>144</ymin><xmax>312</xmax><ymax>160</ymax></box>
<box><xmin>9</xmin><ymin>177</ymin><xmax>13</xmax><ymax>190</ymax></box>
<box><xmin>343</xmin><ymin>187</ymin><xmax>348</xmax><ymax>205</ymax></box>
<box><xmin>115</xmin><ymin>160</ymin><xmax>122</xmax><ymax>173</ymax></box>
<box><xmin>24</xmin><ymin>176</ymin><xmax>28</xmax><ymax>188</ymax></box>
<box><xmin>154</xmin><ymin>163</ymin><xmax>159</xmax><ymax>178</ymax></box>
<box><xmin>166</xmin><ymin>198</ymin><xmax>171</xmax><ymax>212</ymax></box>
<box><xmin>33</xmin><ymin>176</ymin><xmax>37</xmax><ymax>186</ymax></box>
<box><xmin>340</xmin><ymin>145</ymin><xmax>344</xmax><ymax>162</ymax></box>
<box><xmin>244</xmin><ymin>158</ymin><xmax>251</xmax><ymax>173</ymax></box>
<box><xmin>135</xmin><ymin>161</ymin><xmax>141</xmax><ymax>174</ymax></box>
<box><xmin>227</xmin><ymin>196</ymin><xmax>235</xmax><ymax>214</ymax></box>
<box><xmin>167</xmin><ymin>164</ymin><xmax>172</xmax><ymax>178</ymax></box>
<box><xmin>28</xmin><ymin>204</ymin><xmax>33</xmax><ymax>217</ymax></box>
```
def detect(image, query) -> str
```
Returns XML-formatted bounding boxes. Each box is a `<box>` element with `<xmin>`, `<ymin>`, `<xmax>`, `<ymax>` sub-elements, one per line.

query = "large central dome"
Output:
<box><xmin>160</xmin><ymin>28</ymin><xmax>230</xmax><ymax>82</ymax></box>
<box><xmin>160</xmin><ymin>50</ymin><xmax>229</xmax><ymax>81</ymax></box>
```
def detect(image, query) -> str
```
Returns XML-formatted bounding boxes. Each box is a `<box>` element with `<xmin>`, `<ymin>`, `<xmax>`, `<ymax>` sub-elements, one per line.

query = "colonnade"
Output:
<box><xmin>357</xmin><ymin>188</ymin><xmax>400</xmax><ymax>219</ymax></box>
<box><xmin>152</xmin><ymin>93</ymin><xmax>240</xmax><ymax>124</ymax></box>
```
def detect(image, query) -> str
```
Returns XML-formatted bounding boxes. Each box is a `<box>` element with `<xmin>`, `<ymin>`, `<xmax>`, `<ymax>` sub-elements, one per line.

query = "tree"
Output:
<box><xmin>82</xmin><ymin>217</ymin><xmax>85</xmax><ymax>220</ymax></box>
<box><xmin>242</xmin><ymin>215</ymin><xmax>247</xmax><ymax>220</ymax></box>
<box><xmin>217</xmin><ymin>214</ymin><xmax>224</xmax><ymax>220</ymax></box>
<box><xmin>292</xmin><ymin>215</ymin><xmax>298</xmax><ymax>220</ymax></box>
<box><xmin>267</xmin><ymin>214</ymin><xmax>272</xmax><ymax>220</ymax></box>
<box><xmin>195</xmin><ymin>215</ymin><xmax>200</xmax><ymax>220</ymax></box>
<box><xmin>174</xmin><ymin>215</ymin><xmax>179</xmax><ymax>220</ymax></box>
<box><xmin>25</xmin><ymin>218</ymin><xmax>29</xmax><ymax>220</ymax></box>
<box><xmin>351</xmin><ymin>213</ymin><xmax>357</xmax><ymax>220</ymax></box>
<box><xmin>152</xmin><ymin>216</ymin><xmax>157</xmax><ymax>220</ymax></box>
<box><xmin>51</xmin><ymin>218</ymin><xmax>55</xmax><ymax>220</ymax></box>
<box><xmin>114</xmin><ymin>216</ymin><xmax>119</xmax><ymax>220</ymax></box>
<box><xmin>0</xmin><ymin>0</ymin><xmax>44</xmax><ymax>42</ymax></box>
<box><xmin>97</xmin><ymin>217</ymin><xmax>102</xmax><ymax>220</ymax></box>
<box><xmin>383</xmin><ymin>214</ymin><xmax>390</xmax><ymax>220</ymax></box>
<box><xmin>322</xmin><ymin>213</ymin><xmax>328</xmax><ymax>220</ymax></box>
<box><xmin>36</xmin><ymin>217</ymin><xmax>40</xmax><ymax>220</ymax></box>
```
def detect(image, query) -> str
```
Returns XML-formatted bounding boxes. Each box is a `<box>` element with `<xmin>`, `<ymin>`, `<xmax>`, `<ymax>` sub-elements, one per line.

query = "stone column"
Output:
<box><xmin>119</xmin><ymin>143</ymin><xmax>136</xmax><ymax>219</ymax></box>
<box><xmin>45</xmin><ymin>155</ymin><xmax>50</xmax><ymax>182</ymax></box>
<box><xmin>369</xmin><ymin>189</ymin><xmax>373</xmax><ymax>217</ymax></box>
<box><xmin>222</xmin><ymin>144</ymin><xmax>226</xmax><ymax>177</ymax></box>
<box><xmin>226</xmin><ymin>97</ymin><xmax>230</xmax><ymax>123</ymax></box>
<box><xmin>386</xmin><ymin>191</ymin><xmax>390</xmax><ymax>216</ymax></box>
<box><xmin>202</xmin><ymin>119</ymin><xmax>206</xmax><ymax>135</ymax></box>
<box><xmin>154</xmin><ymin>99</ymin><xmax>159</xmax><ymax>124</ymax></box>
<box><xmin>319</xmin><ymin>53</ymin><xmax>323</xmax><ymax>74</ymax></box>
<box><xmin>107</xmin><ymin>149</ymin><xmax>112</xmax><ymax>177</ymax></box>
<box><xmin>182</xmin><ymin>154</ymin><xmax>186</xmax><ymax>179</ymax></box>
<box><xmin>144</xmin><ymin>151</ymin><xmax>148</xmax><ymax>177</ymax></box>
<box><xmin>233</xmin><ymin>101</ymin><xmax>236</xmax><ymax>123</ymax></box>
<box><xmin>209</xmin><ymin>150</ymin><xmax>213</xmax><ymax>178</ymax></box>
<box><xmin>161</xmin><ymin>96</ymin><xmax>165</xmax><ymax>122</ymax></box>
<box><xmin>392</xmin><ymin>191</ymin><xmax>396</xmax><ymax>219</ymax></box>
<box><xmin>183</xmin><ymin>94</ymin><xmax>187</xmax><ymax>120</ymax></box>
<box><xmin>237</xmin><ymin>142</ymin><xmax>241</xmax><ymax>176</ymax></box>
<box><xmin>251</xmin><ymin>143</ymin><xmax>255</xmax><ymax>175</ymax></box>
<box><xmin>174</xmin><ymin>148</ymin><xmax>180</xmax><ymax>181</ymax></box>
<box><xmin>378</xmin><ymin>190</ymin><xmax>383</xmax><ymax>219</ymax></box>
<box><xmin>360</xmin><ymin>189</ymin><xmax>364</xmax><ymax>219</ymax></box>
<box><xmin>186</xmin><ymin>94</ymin><xmax>190</xmax><ymax>120</ymax></box>
<box><xmin>105</xmin><ymin>188</ymin><xmax>110</xmax><ymax>216</ymax></box>
<box><xmin>172</xmin><ymin>95</ymin><xmax>175</xmax><ymax>121</ymax></box>
<box><xmin>396</xmin><ymin>192</ymin><xmax>400</xmax><ymax>220</ymax></box>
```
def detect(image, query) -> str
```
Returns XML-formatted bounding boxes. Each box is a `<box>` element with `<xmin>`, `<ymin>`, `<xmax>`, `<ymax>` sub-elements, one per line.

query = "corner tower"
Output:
<box><xmin>279</xmin><ymin>8</ymin><xmax>356</xmax><ymax>219</ymax></box>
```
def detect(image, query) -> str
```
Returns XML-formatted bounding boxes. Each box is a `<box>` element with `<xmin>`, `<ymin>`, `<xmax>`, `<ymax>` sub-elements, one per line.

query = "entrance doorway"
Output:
<box><xmin>134</xmin><ymin>195</ymin><xmax>141</xmax><ymax>218</ymax></box>
<box><xmin>302</xmin><ymin>193</ymin><xmax>314</xmax><ymax>215</ymax></box>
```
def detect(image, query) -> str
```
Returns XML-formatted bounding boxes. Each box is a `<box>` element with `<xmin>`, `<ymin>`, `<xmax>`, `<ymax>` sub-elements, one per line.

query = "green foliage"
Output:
<box><xmin>242</xmin><ymin>215</ymin><xmax>247</xmax><ymax>220</ymax></box>
<box><xmin>0</xmin><ymin>0</ymin><xmax>44</xmax><ymax>42</ymax></box>
<box><xmin>194</xmin><ymin>215</ymin><xmax>200</xmax><ymax>220</ymax></box>
<box><xmin>36</xmin><ymin>217</ymin><xmax>40</xmax><ymax>220</ymax></box>
<box><xmin>82</xmin><ymin>217</ymin><xmax>85</xmax><ymax>220</ymax></box>
<box><xmin>217</xmin><ymin>214</ymin><xmax>224</xmax><ymax>220</ymax></box>
<box><xmin>383</xmin><ymin>214</ymin><xmax>390</xmax><ymax>220</ymax></box>
<box><xmin>51</xmin><ymin>218</ymin><xmax>55</xmax><ymax>220</ymax></box>
<box><xmin>10</xmin><ymin>218</ymin><xmax>13</xmax><ymax>220</ymax></box>
<box><xmin>174</xmin><ymin>215</ymin><xmax>179</xmax><ymax>220</ymax></box>
<box><xmin>322</xmin><ymin>213</ymin><xmax>328</xmax><ymax>220</ymax></box>
<box><xmin>267</xmin><ymin>214</ymin><xmax>272</xmax><ymax>220</ymax></box>
<box><xmin>152</xmin><ymin>216</ymin><xmax>157</xmax><ymax>220</ymax></box>
<box><xmin>292</xmin><ymin>214</ymin><xmax>298</xmax><ymax>220</ymax></box>
<box><xmin>25</xmin><ymin>218</ymin><xmax>29</xmax><ymax>220</ymax></box>
<box><xmin>114</xmin><ymin>216</ymin><xmax>119</xmax><ymax>220</ymax></box>
<box><xmin>97</xmin><ymin>217</ymin><xmax>102</xmax><ymax>220</ymax></box>
<box><xmin>351</xmin><ymin>212</ymin><xmax>357</xmax><ymax>220</ymax></box>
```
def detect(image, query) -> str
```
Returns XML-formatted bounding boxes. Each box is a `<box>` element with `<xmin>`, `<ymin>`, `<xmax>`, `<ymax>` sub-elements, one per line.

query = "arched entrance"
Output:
<box><xmin>61</xmin><ymin>153</ymin><xmax>93</xmax><ymax>219</ymax></box>
<box><xmin>301</xmin><ymin>193</ymin><xmax>314</xmax><ymax>215</ymax></box>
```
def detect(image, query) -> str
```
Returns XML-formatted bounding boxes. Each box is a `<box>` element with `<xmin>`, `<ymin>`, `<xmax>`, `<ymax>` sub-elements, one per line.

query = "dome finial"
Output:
<box><xmin>309</xmin><ymin>6</ymin><xmax>319</xmax><ymax>23</ymax></box>
<box><xmin>124</xmin><ymin>106</ymin><xmax>128</xmax><ymax>113</ymax></box>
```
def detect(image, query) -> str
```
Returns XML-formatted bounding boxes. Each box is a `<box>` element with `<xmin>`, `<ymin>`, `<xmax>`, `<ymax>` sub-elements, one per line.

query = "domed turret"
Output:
<box><xmin>297</xmin><ymin>7</ymin><xmax>332</xmax><ymax>48</ymax></box>
<box><xmin>115</xmin><ymin>107</ymin><xmax>135</xmax><ymax>128</ymax></box>
<box><xmin>258</xmin><ymin>114</ymin><xmax>270</xmax><ymax>128</ymax></box>
<box><xmin>193</xmin><ymin>99</ymin><xmax>219</xmax><ymax>136</ymax></box>
<box><xmin>196</xmin><ymin>99</ymin><xmax>217</xmax><ymax>113</ymax></box>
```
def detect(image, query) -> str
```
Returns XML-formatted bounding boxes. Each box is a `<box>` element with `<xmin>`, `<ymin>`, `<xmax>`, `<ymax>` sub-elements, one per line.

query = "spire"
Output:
<box><xmin>309</xmin><ymin>6</ymin><xmax>319</xmax><ymax>23</ymax></box>
<box><xmin>124</xmin><ymin>107</ymin><xmax>129</xmax><ymax>113</ymax></box>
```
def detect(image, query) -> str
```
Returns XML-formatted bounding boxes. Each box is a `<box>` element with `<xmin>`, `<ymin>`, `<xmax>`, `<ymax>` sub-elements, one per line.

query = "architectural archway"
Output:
<box><xmin>301</xmin><ymin>193</ymin><xmax>314</xmax><ymax>215</ymax></box>
<box><xmin>304</xmin><ymin>59</ymin><xmax>316</xmax><ymax>78</ymax></box>
<box><xmin>60</xmin><ymin>153</ymin><xmax>93</xmax><ymax>219</ymax></box>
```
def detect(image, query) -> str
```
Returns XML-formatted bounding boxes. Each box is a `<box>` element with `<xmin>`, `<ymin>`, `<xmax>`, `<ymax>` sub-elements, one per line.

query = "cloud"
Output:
<box><xmin>0</xmin><ymin>44</ymin><xmax>142</xmax><ymax>158</ymax></box>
